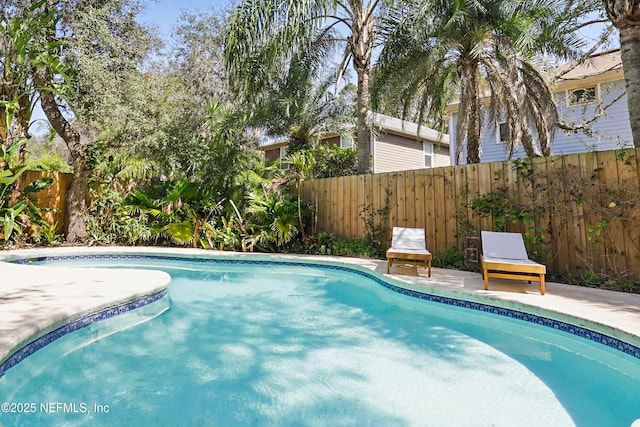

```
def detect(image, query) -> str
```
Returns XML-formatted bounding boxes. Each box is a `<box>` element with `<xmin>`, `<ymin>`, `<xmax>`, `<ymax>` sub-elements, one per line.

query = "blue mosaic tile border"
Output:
<box><xmin>10</xmin><ymin>254</ymin><xmax>640</xmax><ymax>362</ymax></box>
<box><xmin>0</xmin><ymin>289</ymin><xmax>167</xmax><ymax>378</ymax></box>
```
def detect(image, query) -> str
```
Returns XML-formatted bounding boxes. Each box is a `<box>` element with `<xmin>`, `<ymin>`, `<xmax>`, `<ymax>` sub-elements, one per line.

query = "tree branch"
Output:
<box><xmin>557</xmin><ymin>91</ymin><xmax>626</xmax><ymax>132</ymax></box>
<box><xmin>558</xmin><ymin>26</ymin><xmax>616</xmax><ymax>77</ymax></box>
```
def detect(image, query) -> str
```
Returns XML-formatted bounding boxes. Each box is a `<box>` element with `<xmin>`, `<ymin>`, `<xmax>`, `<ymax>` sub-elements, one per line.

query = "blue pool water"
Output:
<box><xmin>1</xmin><ymin>257</ymin><xmax>640</xmax><ymax>426</ymax></box>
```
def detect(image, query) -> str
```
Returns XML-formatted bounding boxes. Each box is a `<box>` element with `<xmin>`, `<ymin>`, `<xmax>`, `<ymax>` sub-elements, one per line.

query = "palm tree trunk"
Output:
<box><xmin>604</xmin><ymin>0</ymin><xmax>640</xmax><ymax>147</ymax></box>
<box><xmin>355</xmin><ymin>66</ymin><xmax>372</xmax><ymax>174</ymax></box>
<box><xmin>620</xmin><ymin>26</ymin><xmax>640</xmax><ymax>147</ymax></box>
<box><xmin>353</xmin><ymin>8</ymin><xmax>375</xmax><ymax>175</ymax></box>
<box><xmin>467</xmin><ymin>67</ymin><xmax>482</xmax><ymax>164</ymax></box>
<box><xmin>35</xmin><ymin>67</ymin><xmax>88</xmax><ymax>243</ymax></box>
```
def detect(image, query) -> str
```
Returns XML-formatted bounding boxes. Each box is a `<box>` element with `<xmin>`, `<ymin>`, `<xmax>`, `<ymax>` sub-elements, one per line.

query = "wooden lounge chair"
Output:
<box><xmin>481</xmin><ymin>231</ymin><xmax>546</xmax><ymax>295</ymax></box>
<box><xmin>386</xmin><ymin>227</ymin><xmax>432</xmax><ymax>276</ymax></box>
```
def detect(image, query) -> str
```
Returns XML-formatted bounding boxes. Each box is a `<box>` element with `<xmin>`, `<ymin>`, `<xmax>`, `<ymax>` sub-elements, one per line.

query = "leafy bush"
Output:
<box><xmin>310</xmin><ymin>145</ymin><xmax>358</xmax><ymax>178</ymax></box>
<box><xmin>433</xmin><ymin>247</ymin><xmax>467</xmax><ymax>270</ymax></box>
<box><xmin>86</xmin><ymin>182</ymin><xmax>152</xmax><ymax>245</ymax></box>
<box><xmin>358</xmin><ymin>189</ymin><xmax>391</xmax><ymax>258</ymax></box>
<box><xmin>0</xmin><ymin>131</ymin><xmax>58</xmax><ymax>246</ymax></box>
<box><xmin>303</xmin><ymin>232</ymin><xmax>378</xmax><ymax>258</ymax></box>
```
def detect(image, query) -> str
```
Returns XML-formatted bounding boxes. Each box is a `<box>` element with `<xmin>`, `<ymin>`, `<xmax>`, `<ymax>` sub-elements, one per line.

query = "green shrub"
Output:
<box><xmin>303</xmin><ymin>232</ymin><xmax>378</xmax><ymax>258</ymax></box>
<box><xmin>86</xmin><ymin>182</ymin><xmax>152</xmax><ymax>245</ymax></box>
<box><xmin>433</xmin><ymin>247</ymin><xmax>466</xmax><ymax>269</ymax></box>
<box><xmin>310</xmin><ymin>145</ymin><xmax>358</xmax><ymax>178</ymax></box>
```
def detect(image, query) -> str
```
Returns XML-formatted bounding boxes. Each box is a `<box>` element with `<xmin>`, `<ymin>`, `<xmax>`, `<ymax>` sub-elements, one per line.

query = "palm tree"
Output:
<box><xmin>248</xmin><ymin>53</ymin><xmax>355</xmax><ymax>152</ymax></box>
<box><xmin>373</xmin><ymin>0</ymin><xmax>577</xmax><ymax>164</ymax></box>
<box><xmin>225</xmin><ymin>0</ymin><xmax>381</xmax><ymax>174</ymax></box>
<box><xmin>603</xmin><ymin>1</ymin><xmax>640</xmax><ymax>147</ymax></box>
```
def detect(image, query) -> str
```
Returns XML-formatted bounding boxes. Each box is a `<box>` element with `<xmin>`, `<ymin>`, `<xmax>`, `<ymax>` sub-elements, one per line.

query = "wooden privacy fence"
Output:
<box><xmin>18</xmin><ymin>172</ymin><xmax>137</xmax><ymax>235</ymax></box>
<box><xmin>19</xmin><ymin>170</ymin><xmax>73</xmax><ymax>234</ymax></box>
<box><xmin>300</xmin><ymin>148</ymin><xmax>640</xmax><ymax>282</ymax></box>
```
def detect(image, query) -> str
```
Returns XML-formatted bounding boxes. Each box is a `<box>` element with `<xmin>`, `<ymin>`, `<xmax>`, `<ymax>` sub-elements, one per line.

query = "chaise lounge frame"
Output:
<box><xmin>480</xmin><ymin>231</ymin><xmax>546</xmax><ymax>295</ymax></box>
<box><xmin>386</xmin><ymin>227</ymin><xmax>432</xmax><ymax>277</ymax></box>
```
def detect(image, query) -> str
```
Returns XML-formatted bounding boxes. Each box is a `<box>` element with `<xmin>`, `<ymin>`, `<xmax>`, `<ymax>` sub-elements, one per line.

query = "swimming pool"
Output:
<box><xmin>1</xmin><ymin>255</ymin><xmax>640</xmax><ymax>426</ymax></box>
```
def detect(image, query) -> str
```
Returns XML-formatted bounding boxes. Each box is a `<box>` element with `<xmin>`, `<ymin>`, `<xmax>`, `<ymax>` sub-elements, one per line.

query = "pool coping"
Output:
<box><xmin>1</xmin><ymin>246</ymin><xmax>640</xmax><ymax>376</ymax></box>
<box><xmin>0</xmin><ymin>249</ymin><xmax>171</xmax><ymax>377</ymax></box>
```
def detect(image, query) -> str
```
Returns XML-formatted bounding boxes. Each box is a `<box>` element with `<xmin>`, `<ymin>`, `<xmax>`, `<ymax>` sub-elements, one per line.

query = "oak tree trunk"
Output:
<box><xmin>35</xmin><ymin>67</ymin><xmax>88</xmax><ymax>243</ymax></box>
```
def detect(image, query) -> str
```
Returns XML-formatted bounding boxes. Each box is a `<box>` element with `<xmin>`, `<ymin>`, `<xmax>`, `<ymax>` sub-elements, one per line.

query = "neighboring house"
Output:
<box><xmin>258</xmin><ymin>112</ymin><xmax>450</xmax><ymax>173</ymax></box>
<box><xmin>446</xmin><ymin>49</ymin><xmax>633</xmax><ymax>164</ymax></box>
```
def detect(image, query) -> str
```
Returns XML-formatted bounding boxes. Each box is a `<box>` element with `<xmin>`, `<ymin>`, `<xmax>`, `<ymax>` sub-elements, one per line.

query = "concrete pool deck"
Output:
<box><xmin>1</xmin><ymin>246</ymin><xmax>640</xmax><ymax>371</ymax></box>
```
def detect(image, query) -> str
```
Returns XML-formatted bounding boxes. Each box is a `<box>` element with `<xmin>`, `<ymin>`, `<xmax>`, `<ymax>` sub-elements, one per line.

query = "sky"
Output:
<box><xmin>137</xmin><ymin>0</ymin><xmax>231</xmax><ymax>40</ymax></box>
<box><xmin>138</xmin><ymin>0</ymin><xmax>619</xmax><ymax>54</ymax></box>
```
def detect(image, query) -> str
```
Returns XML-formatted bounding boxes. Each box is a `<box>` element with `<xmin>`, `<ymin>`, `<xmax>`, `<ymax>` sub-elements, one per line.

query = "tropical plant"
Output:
<box><xmin>123</xmin><ymin>179</ymin><xmax>223</xmax><ymax>247</ymax></box>
<box><xmin>225</xmin><ymin>0</ymin><xmax>382</xmax><ymax>174</ymax></box>
<box><xmin>373</xmin><ymin>0</ymin><xmax>583</xmax><ymax>164</ymax></box>
<box><xmin>245</xmin><ymin>190</ymin><xmax>300</xmax><ymax>251</ymax></box>
<box><xmin>284</xmin><ymin>150</ymin><xmax>315</xmax><ymax>242</ymax></box>
<box><xmin>310</xmin><ymin>144</ymin><xmax>358</xmax><ymax>178</ymax></box>
<box><xmin>0</xmin><ymin>181</ymin><xmax>54</xmax><ymax>245</ymax></box>
<box><xmin>247</xmin><ymin>53</ymin><xmax>355</xmax><ymax>153</ymax></box>
<box><xmin>603</xmin><ymin>0</ymin><xmax>640</xmax><ymax>147</ymax></box>
<box><xmin>0</xmin><ymin>94</ymin><xmax>57</xmax><ymax>245</ymax></box>
<box><xmin>86</xmin><ymin>181</ymin><xmax>151</xmax><ymax>245</ymax></box>
<box><xmin>122</xmin><ymin>181</ymin><xmax>187</xmax><ymax>244</ymax></box>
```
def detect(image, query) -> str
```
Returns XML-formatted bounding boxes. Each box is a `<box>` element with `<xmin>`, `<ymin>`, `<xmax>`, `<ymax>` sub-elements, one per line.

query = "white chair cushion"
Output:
<box><xmin>481</xmin><ymin>231</ymin><xmax>529</xmax><ymax>260</ymax></box>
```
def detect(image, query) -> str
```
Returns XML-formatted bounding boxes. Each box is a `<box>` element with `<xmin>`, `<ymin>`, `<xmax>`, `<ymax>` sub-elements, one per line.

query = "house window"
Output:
<box><xmin>340</xmin><ymin>135</ymin><xmax>353</xmax><ymax>149</ymax></box>
<box><xmin>280</xmin><ymin>146</ymin><xmax>289</xmax><ymax>169</ymax></box>
<box><xmin>568</xmin><ymin>86</ymin><xmax>597</xmax><ymax>106</ymax></box>
<box><xmin>423</xmin><ymin>142</ymin><xmax>434</xmax><ymax>168</ymax></box>
<box><xmin>497</xmin><ymin>121</ymin><xmax>508</xmax><ymax>144</ymax></box>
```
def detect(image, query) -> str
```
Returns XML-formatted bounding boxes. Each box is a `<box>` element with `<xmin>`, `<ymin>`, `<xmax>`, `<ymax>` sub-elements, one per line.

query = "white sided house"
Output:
<box><xmin>446</xmin><ymin>50</ymin><xmax>633</xmax><ymax>164</ymax></box>
<box><xmin>259</xmin><ymin>112</ymin><xmax>450</xmax><ymax>173</ymax></box>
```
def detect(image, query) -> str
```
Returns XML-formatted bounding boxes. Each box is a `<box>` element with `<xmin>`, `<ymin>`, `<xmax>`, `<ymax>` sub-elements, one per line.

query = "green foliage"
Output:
<box><xmin>358</xmin><ymin>188</ymin><xmax>392</xmax><ymax>258</ymax></box>
<box><xmin>225</xmin><ymin>0</ymin><xmax>377</xmax><ymax>173</ymax></box>
<box><xmin>245</xmin><ymin>50</ymin><xmax>355</xmax><ymax>154</ymax></box>
<box><xmin>587</xmin><ymin>220</ymin><xmax>609</xmax><ymax>244</ymax></box>
<box><xmin>550</xmin><ymin>269</ymin><xmax>640</xmax><ymax>294</ymax></box>
<box><xmin>0</xmin><ymin>124</ymin><xmax>57</xmax><ymax>245</ymax></box>
<box><xmin>172</xmin><ymin>9</ymin><xmax>231</xmax><ymax>104</ymax></box>
<box><xmin>245</xmin><ymin>191</ymin><xmax>300</xmax><ymax>251</ymax></box>
<box><xmin>433</xmin><ymin>247</ymin><xmax>467</xmax><ymax>270</ymax></box>
<box><xmin>310</xmin><ymin>145</ymin><xmax>358</xmax><ymax>178</ymax></box>
<box><xmin>202</xmin><ymin>216</ymin><xmax>242</xmax><ymax>251</ymax></box>
<box><xmin>469</xmin><ymin>187</ymin><xmax>534</xmax><ymax>232</ymax></box>
<box><xmin>469</xmin><ymin>179</ymin><xmax>546</xmax><ymax>261</ymax></box>
<box><xmin>303</xmin><ymin>232</ymin><xmax>377</xmax><ymax>257</ymax></box>
<box><xmin>85</xmin><ymin>180</ymin><xmax>151</xmax><ymax>246</ymax></box>
<box><xmin>25</xmin><ymin>153</ymin><xmax>72</xmax><ymax>173</ymax></box>
<box><xmin>582</xmin><ymin>270</ymin><xmax>601</xmax><ymax>285</ymax></box>
<box><xmin>122</xmin><ymin>179</ymin><xmax>221</xmax><ymax>247</ymax></box>
<box><xmin>30</xmin><ymin>221</ymin><xmax>61</xmax><ymax>245</ymax></box>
